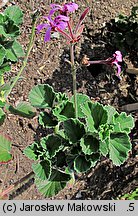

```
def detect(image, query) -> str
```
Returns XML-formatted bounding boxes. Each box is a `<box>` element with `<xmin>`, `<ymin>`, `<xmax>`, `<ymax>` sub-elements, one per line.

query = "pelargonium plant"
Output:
<box><xmin>22</xmin><ymin>2</ymin><xmax>134</xmax><ymax>197</ymax></box>
<box><xmin>0</xmin><ymin>6</ymin><xmax>38</xmax><ymax>165</ymax></box>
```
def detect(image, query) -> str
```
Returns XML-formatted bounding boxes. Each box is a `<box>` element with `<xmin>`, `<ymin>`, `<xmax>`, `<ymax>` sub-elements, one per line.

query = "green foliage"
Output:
<box><xmin>119</xmin><ymin>188</ymin><xmax>138</xmax><ymax>200</ymax></box>
<box><xmin>0</xmin><ymin>5</ymin><xmax>24</xmax><ymax>106</ymax></box>
<box><xmin>6</xmin><ymin>102</ymin><xmax>36</xmax><ymax>118</ymax></box>
<box><xmin>0</xmin><ymin>133</ymin><xmax>12</xmax><ymax>163</ymax></box>
<box><xmin>24</xmin><ymin>84</ymin><xmax>135</xmax><ymax>197</ymax></box>
<box><xmin>105</xmin><ymin>6</ymin><xmax>138</xmax><ymax>56</ymax></box>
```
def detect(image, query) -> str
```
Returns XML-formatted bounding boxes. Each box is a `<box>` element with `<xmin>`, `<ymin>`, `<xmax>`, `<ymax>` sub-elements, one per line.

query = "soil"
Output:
<box><xmin>0</xmin><ymin>0</ymin><xmax>138</xmax><ymax>200</ymax></box>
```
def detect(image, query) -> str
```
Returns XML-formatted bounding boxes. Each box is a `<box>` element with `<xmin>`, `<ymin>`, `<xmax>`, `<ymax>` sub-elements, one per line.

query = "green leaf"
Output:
<box><xmin>23</xmin><ymin>142</ymin><xmax>41</xmax><ymax>161</ymax></box>
<box><xmin>71</xmin><ymin>93</ymin><xmax>90</xmax><ymax>118</ymax></box>
<box><xmin>74</xmin><ymin>155</ymin><xmax>91</xmax><ymax>173</ymax></box>
<box><xmin>4</xmin><ymin>6</ymin><xmax>23</xmax><ymax>26</ymax></box>
<box><xmin>40</xmin><ymin>135</ymin><xmax>64</xmax><ymax>158</ymax></box>
<box><xmin>0</xmin><ymin>20</ymin><xmax>20</xmax><ymax>38</ymax></box>
<box><xmin>12</xmin><ymin>40</ymin><xmax>24</xmax><ymax>58</ymax></box>
<box><xmin>0</xmin><ymin>63</ymin><xmax>11</xmax><ymax>75</ymax></box>
<box><xmin>81</xmin><ymin>102</ymin><xmax>95</xmax><ymax>132</ymax></box>
<box><xmin>64</xmin><ymin>118</ymin><xmax>85</xmax><ymax>143</ymax></box>
<box><xmin>80</xmin><ymin>135</ymin><xmax>99</xmax><ymax>155</ymax></box>
<box><xmin>109</xmin><ymin>133</ymin><xmax>131</xmax><ymax>166</ymax></box>
<box><xmin>104</xmin><ymin>105</ymin><xmax>117</xmax><ymax>124</ymax></box>
<box><xmin>32</xmin><ymin>159</ymin><xmax>51</xmax><ymax>180</ymax></box>
<box><xmin>99</xmin><ymin>138</ymin><xmax>109</xmax><ymax>156</ymax></box>
<box><xmin>6</xmin><ymin>102</ymin><xmax>36</xmax><ymax>118</ymax></box>
<box><xmin>0</xmin><ymin>45</ymin><xmax>6</xmax><ymax>66</ymax></box>
<box><xmin>81</xmin><ymin>102</ymin><xmax>108</xmax><ymax>132</ymax></box>
<box><xmin>53</xmin><ymin>101</ymin><xmax>75</xmax><ymax>121</ymax></box>
<box><xmin>113</xmin><ymin>112</ymin><xmax>134</xmax><ymax>133</ymax></box>
<box><xmin>89</xmin><ymin>102</ymin><xmax>108</xmax><ymax>129</ymax></box>
<box><xmin>29</xmin><ymin>84</ymin><xmax>56</xmax><ymax>109</ymax></box>
<box><xmin>0</xmin><ymin>108</ymin><xmax>6</xmax><ymax>126</ymax></box>
<box><xmin>39</xmin><ymin>112</ymin><xmax>58</xmax><ymax>128</ymax></box>
<box><xmin>85</xmin><ymin>153</ymin><xmax>100</xmax><ymax>167</ymax></box>
<box><xmin>0</xmin><ymin>101</ymin><xmax>6</xmax><ymax>108</ymax></box>
<box><xmin>35</xmin><ymin>169</ymin><xmax>71</xmax><ymax>197</ymax></box>
<box><xmin>0</xmin><ymin>134</ymin><xmax>12</xmax><ymax>163</ymax></box>
<box><xmin>5</xmin><ymin>40</ymin><xmax>24</xmax><ymax>62</ymax></box>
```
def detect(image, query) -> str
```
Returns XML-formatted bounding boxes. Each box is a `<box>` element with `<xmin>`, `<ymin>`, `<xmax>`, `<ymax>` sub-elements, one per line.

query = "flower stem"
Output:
<box><xmin>70</xmin><ymin>44</ymin><xmax>78</xmax><ymax>118</ymax></box>
<box><xmin>5</xmin><ymin>18</ymin><xmax>37</xmax><ymax>98</ymax></box>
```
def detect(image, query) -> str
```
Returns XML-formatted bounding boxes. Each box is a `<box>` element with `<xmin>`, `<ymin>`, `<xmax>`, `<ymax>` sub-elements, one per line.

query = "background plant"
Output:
<box><xmin>0</xmin><ymin>6</ymin><xmax>38</xmax><ymax>164</ymax></box>
<box><xmin>103</xmin><ymin>6</ymin><xmax>138</xmax><ymax>65</ymax></box>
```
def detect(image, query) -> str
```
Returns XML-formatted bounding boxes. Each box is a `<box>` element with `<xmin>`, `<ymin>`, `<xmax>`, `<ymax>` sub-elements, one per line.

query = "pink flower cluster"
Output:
<box><xmin>37</xmin><ymin>2</ymin><xmax>89</xmax><ymax>43</ymax></box>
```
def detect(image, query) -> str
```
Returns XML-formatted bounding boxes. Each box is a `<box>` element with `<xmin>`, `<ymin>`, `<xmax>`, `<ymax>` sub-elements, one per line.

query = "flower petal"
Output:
<box><xmin>44</xmin><ymin>26</ymin><xmax>51</xmax><ymax>42</ymax></box>
<box><xmin>64</xmin><ymin>3</ymin><xmax>78</xmax><ymax>12</ymax></box>
<box><xmin>36</xmin><ymin>23</ymin><xmax>49</xmax><ymax>33</ymax></box>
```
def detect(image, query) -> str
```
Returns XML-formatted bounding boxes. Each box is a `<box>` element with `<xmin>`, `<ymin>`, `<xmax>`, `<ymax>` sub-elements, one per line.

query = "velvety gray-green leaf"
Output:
<box><xmin>113</xmin><ymin>112</ymin><xmax>134</xmax><ymax>133</ymax></box>
<box><xmin>32</xmin><ymin>159</ymin><xmax>51</xmax><ymax>180</ymax></box>
<box><xmin>40</xmin><ymin>135</ymin><xmax>64</xmax><ymax>158</ymax></box>
<box><xmin>109</xmin><ymin>132</ymin><xmax>131</xmax><ymax>166</ymax></box>
<box><xmin>80</xmin><ymin>135</ymin><xmax>99</xmax><ymax>155</ymax></box>
<box><xmin>71</xmin><ymin>93</ymin><xmax>90</xmax><ymax>118</ymax></box>
<box><xmin>6</xmin><ymin>102</ymin><xmax>36</xmax><ymax>118</ymax></box>
<box><xmin>0</xmin><ymin>133</ymin><xmax>12</xmax><ymax>163</ymax></box>
<box><xmin>74</xmin><ymin>155</ymin><xmax>91</xmax><ymax>173</ymax></box>
<box><xmin>35</xmin><ymin>169</ymin><xmax>71</xmax><ymax>197</ymax></box>
<box><xmin>39</xmin><ymin>112</ymin><xmax>58</xmax><ymax>128</ymax></box>
<box><xmin>4</xmin><ymin>5</ymin><xmax>23</xmax><ymax>25</ymax></box>
<box><xmin>29</xmin><ymin>84</ymin><xmax>56</xmax><ymax>108</ymax></box>
<box><xmin>63</xmin><ymin>118</ymin><xmax>85</xmax><ymax>143</ymax></box>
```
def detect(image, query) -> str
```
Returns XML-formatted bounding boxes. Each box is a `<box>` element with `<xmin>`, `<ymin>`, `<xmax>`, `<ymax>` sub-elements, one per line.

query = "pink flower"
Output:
<box><xmin>82</xmin><ymin>51</ymin><xmax>123</xmax><ymax>79</ymax></box>
<box><xmin>37</xmin><ymin>15</ymin><xmax>69</xmax><ymax>42</ymax></box>
<box><xmin>49</xmin><ymin>2</ymin><xmax>78</xmax><ymax>16</ymax></box>
<box><xmin>111</xmin><ymin>51</ymin><xmax>122</xmax><ymax>78</ymax></box>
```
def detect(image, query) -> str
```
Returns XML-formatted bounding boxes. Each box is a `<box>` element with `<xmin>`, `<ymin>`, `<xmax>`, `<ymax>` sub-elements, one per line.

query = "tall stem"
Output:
<box><xmin>70</xmin><ymin>44</ymin><xmax>78</xmax><ymax>118</ymax></box>
<box><xmin>5</xmin><ymin>18</ymin><xmax>37</xmax><ymax>97</ymax></box>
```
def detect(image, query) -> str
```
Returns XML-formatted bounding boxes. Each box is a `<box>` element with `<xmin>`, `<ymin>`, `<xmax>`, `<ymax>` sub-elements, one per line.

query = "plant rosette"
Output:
<box><xmin>23</xmin><ymin>83</ymin><xmax>135</xmax><ymax>197</ymax></box>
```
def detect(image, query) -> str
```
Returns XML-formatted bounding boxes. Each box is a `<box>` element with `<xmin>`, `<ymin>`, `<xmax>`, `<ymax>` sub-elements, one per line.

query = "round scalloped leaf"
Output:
<box><xmin>80</xmin><ymin>135</ymin><xmax>99</xmax><ymax>155</ymax></box>
<box><xmin>113</xmin><ymin>112</ymin><xmax>134</xmax><ymax>133</ymax></box>
<box><xmin>6</xmin><ymin>102</ymin><xmax>36</xmax><ymax>118</ymax></box>
<box><xmin>63</xmin><ymin>118</ymin><xmax>85</xmax><ymax>143</ymax></box>
<box><xmin>81</xmin><ymin>102</ymin><xmax>108</xmax><ymax>131</ymax></box>
<box><xmin>109</xmin><ymin>132</ymin><xmax>131</xmax><ymax>166</ymax></box>
<box><xmin>0</xmin><ymin>134</ymin><xmax>12</xmax><ymax>163</ymax></box>
<box><xmin>71</xmin><ymin>93</ymin><xmax>90</xmax><ymax>118</ymax></box>
<box><xmin>0</xmin><ymin>108</ymin><xmax>6</xmax><ymax>126</ymax></box>
<box><xmin>99</xmin><ymin>138</ymin><xmax>109</xmax><ymax>156</ymax></box>
<box><xmin>29</xmin><ymin>84</ymin><xmax>56</xmax><ymax>109</ymax></box>
<box><xmin>0</xmin><ymin>19</ymin><xmax>19</xmax><ymax>38</ymax></box>
<box><xmin>39</xmin><ymin>111</ymin><xmax>58</xmax><ymax>128</ymax></box>
<box><xmin>40</xmin><ymin>135</ymin><xmax>64</xmax><ymax>158</ymax></box>
<box><xmin>32</xmin><ymin>159</ymin><xmax>51</xmax><ymax>181</ymax></box>
<box><xmin>0</xmin><ymin>45</ymin><xmax>6</xmax><ymax>66</ymax></box>
<box><xmin>85</xmin><ymin>153</ymin><xmax>100</xmax><ymax>167</ymax></box>
<box><xmin>23</xmin><ymin>142</ymin><xmax>41</xmax><ymax>161</ymax></box>
<box><xmin>74</xmin><ymin>155</ymin><xmax>91</xmax><ymax>173</ymax></box>
<box><xmin>35</xmin><ymin>169</ymin><xmax>71</xmax><ymax>197</ymax></box>
<box><xmin>53</xmin><ymin>101</ymin><xmax>75</xmax><ymax>121</ymax></box>
<box><xmin>0</xmin><ymin>64</ymin><xmax>11</xmax><ymax>75</ymax></box>
<box><xmin>104</xmin><ymin>105</ymin><xmax>117</xmax><ymax>124</ymax></box>
<box><xmin>4</xmin><ymin>5</ymin><xmax>23</xmax><ymax>26</ymax></box>
<box><xmin>5</xmin><ymin>40</ymin><xmax>24</xmax><ymax>62</ymax></box>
